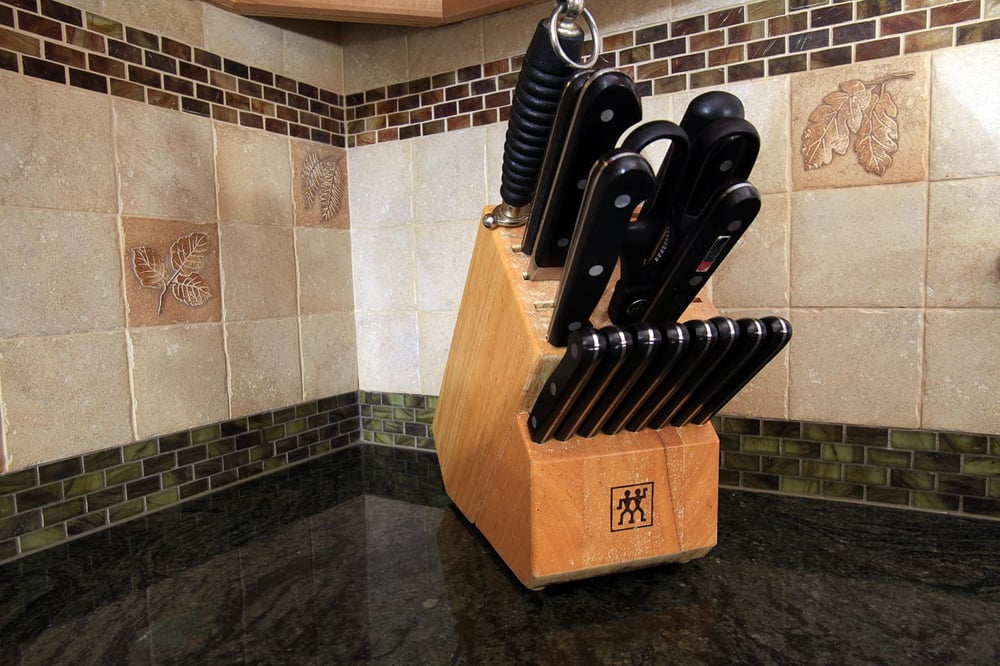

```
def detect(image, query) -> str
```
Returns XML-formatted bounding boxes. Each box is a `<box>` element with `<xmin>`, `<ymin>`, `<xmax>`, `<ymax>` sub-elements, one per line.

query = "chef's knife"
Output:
<box><xmin>547</xmin><ymin>151</ymin><xmax>655</xmax><ymax>347</ymax></box>
<box><xmin>642</xmin><ymin>181</ymin><xmax>761</xmax><ymax>323</ymax></box>
<box><xmin>602</xmin><ymin>322</ymin><xmax>688</xmax><ymax>436</ymax></box>
<box><xmin>527</xmin><ymin>69</ymin><xmax>643</xmax><ymax>279</ymax></box>
<box><xmin>528</xmin><ymin>327</ymin><xmax>604</xmax><ymax>444</ymax></box>
<box><xmin>679</xmin><ymin>90</ymin><xmax>746</xmax><ymax>143</ymax></box>
<box><xmin>625</xmin><ymin>318</ymin><xmax>722</xmax><ymax>432</ymax></box>
<box><xmin>665</xmin><ymin>318</ymin><xmax>766</xmax><ymax>427</ymax></box>
<box><xmin>689</xmin><ymin>316</ymin><xmax>792</xmax><ymax>426</ymax></box>
<box><xmin>520</xmin><ymin>69</ymin><xmax>593</xmax><ymax>255</ymax></box>
<box><xmin>553</xmin><ymin>326</ymin><xmax>631</xmax><ymax>441</ymax></box>
<box><xmin>576</xmin><ymin>323</ymin><xmax>660</xmax><ymax>438</ymax></box>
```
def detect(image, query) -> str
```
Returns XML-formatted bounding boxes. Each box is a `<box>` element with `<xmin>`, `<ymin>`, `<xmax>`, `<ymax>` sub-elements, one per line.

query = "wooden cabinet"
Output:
<box><xmin>208</xmin><ymin>0</ymin><xmax>541</xmax><ymax>26</ymax></box>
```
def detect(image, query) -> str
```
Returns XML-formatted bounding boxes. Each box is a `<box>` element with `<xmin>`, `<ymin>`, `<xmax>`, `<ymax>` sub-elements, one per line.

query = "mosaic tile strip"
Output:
<box><xmin>343</xmin><ymin>0</ymin><xmax>1000</xmax><ymax>146</ymax></box>
<box><xmin>713</xmin><ymin>415</ymin><xmax>1000</xmax><ymax>520</ymax></box>
<box><xmin>0</xmin><ymin>0</ymin><xmax>345</xmax><ymax>146</ymax></box>
<box><xmin>358</xmin><ymin>390</ymin><xmax>438</xmax><ymax>450</ymax></box>
<box><xmin>0</xmin><ymin>391</ymin><xmax>361</xmax><ymax>564</ymax></box>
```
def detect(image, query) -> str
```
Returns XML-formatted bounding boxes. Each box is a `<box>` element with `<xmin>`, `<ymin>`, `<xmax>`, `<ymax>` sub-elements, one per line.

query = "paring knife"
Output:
<box><xmin>553</xmin><ymin>326</ymin><xmax>631</xmax><ymax>441</ymax></box>
<box><xmin>689</xmin><ymin>316</ymin><xmax>792</xmax><ymax>426</ymax></box>
<box><xmin>602</xmin><ymin>322</ymin><xmax>688</xmax><ymax>436</ymax></box>
<box><xmin>527</xmin><ymin>69</ymin><xmax>643</xmax><ymax>280</ymax></box>
<box><xmin>625</xmin><ymin>319</ymin><xmax>721</xmax><ymax>432</ymax></box>
<box><xmin>528</xmin><ymin>328</ymin><xmax>604</xmax><ymax>444</ymax></box>
<box><xmin>642</xmin><ymin>181</ymin><xmax>761</xmax><ymax>323</ymax></box>
<box><xmin>547</xmin><ymin>151</ymin><xmax>655</xmax><ymax>347</ymax></box>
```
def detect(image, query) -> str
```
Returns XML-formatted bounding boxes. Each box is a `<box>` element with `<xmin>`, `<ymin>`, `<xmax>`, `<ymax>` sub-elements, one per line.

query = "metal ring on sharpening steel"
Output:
<box><xmin>548</xmin><ymin>3</ymin><xmax>601</xmax><ymax>70</ymax></box>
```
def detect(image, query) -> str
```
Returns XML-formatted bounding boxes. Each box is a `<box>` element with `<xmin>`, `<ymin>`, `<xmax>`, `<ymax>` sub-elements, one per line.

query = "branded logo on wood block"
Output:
<box><xmin>610</xmin><ymin>482</ymin><xmax>654</xmax><ymax>532</ymax></box>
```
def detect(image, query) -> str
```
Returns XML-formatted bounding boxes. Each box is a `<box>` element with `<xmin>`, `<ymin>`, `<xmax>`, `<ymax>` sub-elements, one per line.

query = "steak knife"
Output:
<box><xmin>553</xmin><ymin>326</ymin><xmax>631</xmax><ymax>441</ymax></box>
<box><xmin>689</xmin><ymin>316</ymin><xmax>792</xmax><ymax>426</ymax></box>
<box><xmin>547</xmin><ymin>151</ymin><xmax>655</xmax><ymax>347</ymax></box>
<box><xmin>642</xmin><ymin>181</ymin><xmax>761</xmax><ymax>323</ymax></box>
<box><xmin>528</xmin><ymin>328</ymin><xmax>605</xmax><ymax>444</ymax></box>
<box><xmin>527</xmin><ymin>69</ymin><xmax>643</xmax><ymax>280</ymax></box>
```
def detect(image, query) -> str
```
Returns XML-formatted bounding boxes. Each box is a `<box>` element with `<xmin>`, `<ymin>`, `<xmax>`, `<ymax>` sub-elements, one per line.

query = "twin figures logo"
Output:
<box><xmin>610</xmin><ymin>482</ymin><xmax>654</xmax><ymax>532</ymax></box>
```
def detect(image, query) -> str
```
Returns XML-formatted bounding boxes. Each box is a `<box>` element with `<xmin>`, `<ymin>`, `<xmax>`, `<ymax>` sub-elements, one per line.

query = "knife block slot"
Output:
<box><xmin>433</xmin><ymin>211</ymin><xmax>720</xmax><ymax>589</ymax></box>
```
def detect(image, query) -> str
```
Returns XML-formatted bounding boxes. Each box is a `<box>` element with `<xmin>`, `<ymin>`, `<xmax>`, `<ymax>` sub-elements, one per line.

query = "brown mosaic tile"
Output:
<box><xmin>881</xmin><ymin>10</ymin><xmax>928</xmax><ymax>34</ymax></box>
<box><xmin>771</xmin><ymin>13</ymin><xmax>810</xmax><ymax>35</ymax></box>
<box><xmin>108</xmin><ymin>37</ymin><xmax>140</xmax><ymax>63</ymax></box>
<box><xmin>40</xmin><ymin>0</ymin><xmax>80</xmax><ymax>25</ymax></box>
<box><xmin>710</xmin><ymin>6</ymin><xmax>746</xmax><ymax>29</ymax></box>
<box><xmin>127</xmin><ymin>64</ymin><xmax>158</xmax><ymax>88</ymax></box>
<box><xmin>709</xmin><ymin>44</ymin><xmax>745</xmax><ymax>66</ymax></box>
<box><xmin>790</xmin><ymin>28</ymin><xmax>830</xmax><ymax>51</ymax></box>
<box><xmin>956</xmin><ymin>17</ymin><xmax>1000</xmax><ymax>43</ymax></box>
<box><xmin>691</xmin><ymin>29</ymin><xmax>726</xmax><ymax>51</ymax></box>
<box><xmin>0</xmin><ymin>24</ymin><xmax>38</xmax><ymax>55</ymax></box>
<box><xmin>749</xmin><ymin>0</ymin><xmax>788</xmax><ymax>21</ymax></box>
<box><xmin>621</xmin><ymin>44</ymin><xmax>652</xmax><ymax>64</ymax></box>
<box><xmin>672</xmin><ymin>15</ymin><xmax>705</xmax><ymax>36</ymax></box>
<box><xmin>905</xmin><ymin>26</ymin><xmax>954</xmax><ymax>51</ymax></box>
<box><xmin>691</xmin><ymin>68</ymin><xmax>725</xmax><ymax>88</ymax></box>
<box><xmin>859</xmin><ymin>0</ymin><xmax>903</xmax><ymax>19</ymax></box>
<box><xmin>729</xmin><ymin>60</ymin><xmax>766</xmax><ymax>81</ymax></box>
<box><xmin>812</xmin><ymin>4</ymin><xmax>854</xmax><ymax>27</ymax></box>
<box><xmin>21</xmin><ymin>53</ymin><xmax>61</xmax><ymax>81</ymax></box>
<box><xmin>64</xmin><ymin>25</ymin><xmax>103</xmax><ymax>52</ymax></box>
<box><xmin>0</xmin><ymin>47</ymin><xmax>17</xmax><ymax>70</ymax></box>
<box><xmin>653</xmin><ymin>37</ymin><xmax>685</xmax><ymax>58</ymax></box>
<box><xmin>672</xmin><ymin>52</ymin><xmax>705</xmax><ymax>73</ymax></box>
<box><xmin>856</xmin><ymin>35</ymin><xmax>902</xmax><ymax>59</ymax></box>
<box><xmin>0</xmin><ymin>5</ymin><xmax>14</xmax><ymax>27</ymax></box>
<box><xmin>834</xmin><ymin>20</ymin><xmax>877</xmax><ymax>43</ymax></box>
<box><xmin>68</xmin><ymin>67</ymin><xmax>105</xmax><ymax>93</ymax></box>
<box><xmin>17</xmin><ymin>10</ymin><xmax>59</xmax><ymax>39</ymax></box>
<box><xmin>931</xmin><ymin>0</ymin><xmax>981</xmax><ymax>27</ymax></box>
<box><xmin>748</xmin><ymin>36</ymin><xmax>785</xmax><ymax>59</ymax></box>
<box><xmin>472</xmin><ymin>108</ymin><xmax>497</xmax><ymax>126</ymax></box>
<box><xmin>85</xmin><ymin>12</ymin><xmax>121</xmax><ymax>39</ymax></box>
<box><xmin>125</xmin><ymin>26</ymin><xmax>156</xmax><ymax>50</ymax></box>
<box><xmin>790</xmin><ymin>0</ymin><xmax>831</xmax><ymax>9</ymax></box>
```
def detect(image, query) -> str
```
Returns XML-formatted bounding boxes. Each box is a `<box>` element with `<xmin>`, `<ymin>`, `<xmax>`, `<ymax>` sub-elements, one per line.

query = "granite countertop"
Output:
<box><xmin>2</xmin><ymin>444</ymin><xmax>999</xmax><ymax>665</ymax></box>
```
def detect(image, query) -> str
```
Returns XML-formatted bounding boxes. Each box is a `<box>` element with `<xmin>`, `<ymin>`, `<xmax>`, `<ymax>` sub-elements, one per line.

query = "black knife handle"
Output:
<box><xmin>625</xmin><ymin>319</ymin><xmax>720</xmax><ymax>432</ymax></box>
<box><xmin>643</xmin><ymin>182</ymin><xmax>761</xmax><ymax>324</ymax></box>
<box><xmin>547</xmin><ymin>151</ymin><xmax>655</xmax><ymax>347</ymax></box>
<box><xmin>520</xmin><ymin>69</ymin><xmax>593</xmax><ymax>255</ymax></box>
<box><xmin>676</xmin><ymin>117</ymin><xmax>760</xmax><ymax>223</ymax></box>
<box><xmin>669</xmin><ymin>318</ymin><xmax>766</xmax><ymax>427</ymax></box>
<box><xmin>553</xmin><ymin>326</ymin><xmax>631</xmax><ymax>441</ymax></box>
<box><xmin>679</xmin><ymin>91</ymin><xmax>745</xmax><ymax>141</ymax></box>
<box><xmin>691</xmin><ymin>316</ymin><xmax>793</xmax><ymax>426</ymax></box>
<box><xmin>602</xmin><ymin>322</ymin><xmax>688</xmax><ymax>436</ymax></box>
<box><xmin>530</xmin><ymin>70</ymin><xmax>643</xmax><ymax>272</ymax></box>
<box><xmin>528</xmin><ymin>328</ymin><xmax>604</xmax><ymax>444</ymax></box>
<box><xmin>500</xmin><ymin>19</ymin><xmax>584</xmax><ymax>209</ymax></box>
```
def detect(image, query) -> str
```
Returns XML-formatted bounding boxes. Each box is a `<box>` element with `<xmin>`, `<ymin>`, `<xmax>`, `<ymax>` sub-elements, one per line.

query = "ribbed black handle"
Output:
<box><xmin>499</xmin><ymin>19</ymin><xmax>583</xmax><ymax>208</ymax></box>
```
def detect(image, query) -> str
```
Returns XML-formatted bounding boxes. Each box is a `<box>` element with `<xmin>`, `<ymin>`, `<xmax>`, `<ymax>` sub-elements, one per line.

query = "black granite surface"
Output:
<box><xmin>2</xmin><ymin>444</ymin><xmax>999</xmax><ymax>665</ymax></box>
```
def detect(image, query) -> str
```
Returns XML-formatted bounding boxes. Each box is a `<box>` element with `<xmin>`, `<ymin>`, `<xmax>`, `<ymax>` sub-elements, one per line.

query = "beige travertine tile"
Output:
<box><xmin>923</xmin><ymin>309</ymin><xmax>1000</xmax><ymax>434</ymax></box>
<box><xmin>713</xmin><ymin>307</ymin><xmax>790</xmax><ymax>420</ymax></box>
<box><xmin>216</xmin><ymin>124</ymin><xmax>293</xmax><ymax>226</ymax></box>
<box><xmin>348</xmin><ymin>140</ymin><xmax>413</xmax><ymax>228</ymax></box>
<box><xmin>411</xmin><ymin>127</ymin><xmax>487</xmax><ymax>224</ymax></box>
<box><xmin>115</xmin><ymin>100</ymin><xmax>217</xmax><ymax>220</ymax></box>
<box><xmin>351</xmin><ymin>227</ymin><xmax>415</xmax><ymax>311</ymax></box>
<box><xmin>225</xmin><ymin>318</ymin><xmax>302</xmax><ymax>417</ymax></box>
<box><xmin>788</xmin><ymin>308</ymin><xmax>923</xmax><ymax>428</ymax></box>
<box><xmin>927</xmin><ymin>177</ymin><xmax>1000</xmax><ymax>307</ymax></box>
<box><xmin>636</xmin><ymin>94</ymin><xmax>676</xmax><ymax>172</ymax></box>
<box><xmin>930</xmin><ymin>40</ymin><xmax>1000</xmax><ymax>180</ymax></box>
<box><xmin>712</xmin><ymin>192</ymin><xmax>790</xmax><ymax>309</ymax></box>
<box><xmin>122</xmin><ymin>217</ymin><xmax>222</xmax><ymax>327</ymax></box>
<box><xmin>342</xmin><ymin>23</ymin><xmax>409</xmax><ymax>93</ymax></box>
<box><xmin>585</xmin><ymin>0</ymin><xmax>672</xmax><ymax>34</ymax></box>
<box><xmin>202</xmin><ymin>3</ymin><xmax>283</xmax><ymax>73</ymax></box>
<box><xmin>790</xmin><ymin>183</ymin><xmax>926</xmax><ymax>307</ymax></box>
<box><xmin>791</xmin><ymin>55</ymin><xmax>930</xmax><ymax>190</ymax></box>
<box><xmin>484</xmin><ymin>122</ymin><xmax>507</xmax><ymax>204</ymax></box>
<box><xmin>408</xmin><ymin>19</ymin><xmax>484</xmax><ymax>79</ymax></box>
<box><xmin>482</xmin><ymin>2</ymin><xmax>548</xmax><ymax>62</ymax></box>
<box><xmin>300</xmin><ymin>314</ymin><xmax>359</xmax><ymax>399</ymax></box>
<box><xmin>414</xmin><ymin>221</ymin><xmax>477</xmax><ymax>311</ymax></box>
<box><xmin>99</xmin><ymin>0</ymin><xmax>204</xmax><ymax>46</ymax></box>
<box><xmin>354</xmin><ymin>311</ymin><xmax>420</xmax><ymax>393</ymax></box>
<box><xmin>282</xmin><ymin>22</ymin><xmax>344</xmax><ymax>92</ymax></box>
<box><xmin>128</xmin><ymin>323</ymin><xmax>229</xmax><ymax>439</ymax></box>
<box><xmin>218</xmin><ymin>223</ymin><xmax>297</xmax><ymax>320</ymax></box>
<box><xmin>672</xmin><ymin>0</ymin><xmax>735</xmax><ymax>19</ymax></box>
<box><xmin>295</xmin><ymin>227</ymin><xmax>354</xmax><ymax>314</ymax></box>
<box><xmin>291</xmin><ymin>140</ymin><xmax>349</xmax><ymax>229</ymax></box>
<box><xmin>0</xmin><ymin>332</ymin><xmax>132</xmax><ymax>469</ymax></box>
<box><xmin>0</xmin><ymin>208</ymin><xmax>124</xmax><ymax>337</ymax></box>
<box><xmin>418</xmin><ymin>310</ymin><xmax>458</xmax><ymax>396</ymax></box>
<box><xmin>0</xmin><ymin>72</ymin><xmax>116</xmax><ymax>212</ymax></box>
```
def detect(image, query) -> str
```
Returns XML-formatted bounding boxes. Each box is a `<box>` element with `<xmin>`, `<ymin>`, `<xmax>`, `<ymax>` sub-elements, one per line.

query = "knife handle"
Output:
<box><xmin>602</xmin><ymin>322</ymin><xmax>688</xmax><ymax>436</ymax></box>
<box><xmin>553</xmin><ymin>326</ymin><xmax>631</xmax><ymax>441</ymax></box>
<box><xmin>643</xmin><ymin>182</ymin><xmax>761</xmax><ymax>324</ymax></box>
<box><xmin>690</xmin><ymin>316</ymin><xmax>792</xmax><ymax>426</ymax></box>
<box><xmin>676</xmin><ymin>117</ymin><xmax>760</xmax><ymax>223</ymax></box>
<box><xmin>625</xmin><ymin>319</ymin><xmax>720</xmax><ymax>432</ymax></box>
<box><xmin>668</xmin><ymin>318</ymin><xmax>767</xmax><ymax>427</ymax></box>
<box><xmin>530</xmin><ymin>70</ymin><xmax>643</xmax><ymax>273</ymax></box>
<box><xmin>679</xmin><ymin>91</ymin><xmax>745</xmax><ymax>142</ymax></box>
<box><xmin>576</xmin><ymin>324</ymin><xmax>660</xmax><ymax>438</ymax></box>
<box><xmin>547</xmin><ymin>152</ymin><xmax>655</xmax><ymax>347</ymax></box>
<box><xmin>528</xmin><ymin>328</ymin><xmax>605</xmax><ymax>444</ymax></box>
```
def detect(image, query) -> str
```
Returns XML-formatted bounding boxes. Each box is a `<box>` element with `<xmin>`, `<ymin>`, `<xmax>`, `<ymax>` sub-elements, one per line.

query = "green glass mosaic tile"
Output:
<box><xmin>867</xmin><ymin>486</ymin><xmax>910</xmax><ymax>506</ymax></box>
<box><xmin>158</xmin><ymin>432</ymin><xmax>192</xmax><ymax>452</ymax></box>
<box><xmin>822</xmin><ymin>443</ymin><xmax>865</xmax><ymax>463</ymax></box>
<box><xmin>0</xmin><ymin>511</ymin><xmax>41</xmax><ymax>540</ymax></box>
<box><xmin>742</xmin><ymin>436</ymin><xmax>781</xmax><ymax>455</ymax></box>
<box><xmin>63</xmin><ymin>471</ymin><xmax>104</xmax><ymax>499</ymax></box>
<box><xmin>761</xmin><ymin>457</ymin><xmax>801</xmax><ymax>476</ymax></box>
<box><xmin>42</xmin><ymin>498</ymin><xmax>86</xmax><ymax>524</ymax></box>
<box><xmin>286</xmin><ymin>418</ymin><xmax>309</xmax><ymax>435</ymax></box>
<box><xmin>822</xmin><ymin>482</ymin><xmax>864</xmax><ymax>500</ymax></box>
<box><xmin>221</xmin><ymin>416</ymin><xmax>250</xmax><ymax>434</ymax></box>
<box><xmin>416</xmin><ymin>437</ymin><xmax>435</xmax><ymax>450</ymax></box>
<box><xmin>719</xmin><ymin>469</ymin><xmax>740</xmax><ymax>486</ymax></box>
<box><xmin>296</xmin><ymin>401</ymin><xmax>319</xmax><ymax>418</ymax></box>
<box><xmin>105</xmin><ymin>462</ymin><xmax>142</xmax><ymax>486</ymax></box>
<box><xmin>38</xmin><ymin>458</ymin><xmax>82</xmax><ymax>484</ymax></box>
<box><xmin>83</xmin><ymin>449</ymin><xmax>122</xmax><ymax>472</ymax></box>
<box><xmin>781</xmin><ymin>440</ymin><xmax>821</xmax><ymax>458</ymax></box>
<box><xmin>248</xmin><ymin>412</ymin><xmax>274</xmax><ymax>430</ymax></box>
<box><xmin>194</xmin><ymin>458</ymin><xmax>224</xmax><ymax>478</ymax></box>
<box><xmin>963</xmin><ymin>497</ymin><xmax>1000</xmax><ymax>518</ymax></box>
<box><xmin>262</xmin><ymin>424</ymin><xmax>286</xmax><ymax>443</ymax></box>
<box><xmin>392</xmin><ymin>407</ymin><xmax>415</xmax><ymax>421</ymax></box>
<box><xmin>938</xmin><ymin>474</ymin><xmax>987</xmax><ymax>497</ymax></box>
<box><xmin>146</xmin><ymin>488</ymin><xmax>179</xmax><ymax>511</ymax></box>
<box><xmin>0</xmin><ymin>469</ymin><xmax>37</xmax><ymax>494</ymax></box>
<box><xmin>179</xmin><ymin>478</ymin><xmax>210</xmax><ymax>499</ymax></box>
<box><xmin>890</xmin><ymin>430</ymin><xmax>937</xmax><ymax>450</ymax></box>
<box><xmin>384</xmin><ymin>393</ymin><xmax>406</xmax><ymax>407</ymax></box>
<box><xmin>890</xmin><ymin>469</ymin><xmax>934</xmax><ymax>490</ymax></box>
<box><xmin>207</xmin><ymin>437</ymin><xmax>236</xmax><ymax>458</ymax></box>
<box><xmin>161</xmin><ymin>467</ymin><xmax>194</xmax><ymax>489</ymax></box>
<box><xmin>990</xmin><ymin>480</ymin><xmax>1000</xmax><ymax>499</ymax></box>
<box><xmin>191</xmin><ymin>423</ymin><xmax>222</xmax><ymax>445</ymax></box>
<box><xmin>416</xmin><ymin>408</ymin><xmax>435</xmax><ymax>425</ymax></box>
<box><xmin>742</xmin><ymin>473</ymin><xmax>779</xmax><ymax>491</ymax></box>
<box><xmin>720</xmin><ymin>416</ymin><xmax>761</xmax><ymax>435</ymax></box>
<box><xmin>108</xmin><ymin>498</ymin><xmax>145</xmax><ymax>523</ymax></box>
<box><xmin>913</xmin><ymin>492</ymin><xmax>960</xmax><ymax>512</ymax></box>
<box><xmin>373</xmin><ymin>432</ymin><xmax>394</xmax><ymax>446</ymax></box>
<box><xmin>0</xmin><ymin>495</ymin><xmax>14</xmax><ymax>518</ymax></box>
<box><xmin>143</xmin><ymin>452</ymin><xmax>177</xmax><ymax>475</ymax></box>
<box><xmin>66</xmin><ymin>511</ymin><xmax>107</xmax><ymax>537</ymax></box>
<box><xmin>801</xmin><ymin>461</ymin><xmax>842</xmax><ymax>481</ymax></box>
<box><xmin>992</xmin><ymin>438</ymin><xmax>1000</xmax><ymax>456</ymax></box>
<box><xmin>761</xmin><ymin>420</ymin><xmax>801</xmax><ymax>438</ymax></box>
<box><xmin>844</xmin><ymin>426</ymin><xmax>888</xmax><ymax>446</ymax></box>
<box><xmin>723</xmin><ymin>453</ymin><xmax>760</xmax><ymax>471</ymax></box>
<box><xmin>176</xmin><ymin>445</ymin><xmax>208</xmax><ymax>466</ymax></box>
<box><xmin>963</xmin><ymin>456</ymin><xmax>1000</xmax><ymax>477</ymax></box>
<box><xmin>868</xmin><ymin>448</ymin><xmax>911</xmax><ymax>467</ymax></box>
<box><xmin>86</xmin><ymin>486</ymin><xmax>125</xmax><ymax>511</ymax></box>
<box><xmin>913</xmin><ymin>451</ymin><xmax>961</xmax><ymax>473</ymax></box>
<box><xmin>19</xmin><ymin>524</ymin><xmax>65</xmax><ymax>553</ymax></box>
<box><xmin>16</xmin><ymin>482</ymin><xmax>64</xmax><ymax>512</ymax></box>
<box><xmin>210</xmin><ymin>470</ymin><xmax>240</xmax><ymax>489</ymax></box>
<box><xmin>719</xmin><ymin>434</ymin><xmax>742</xmax><ymax>451</ymax></box>
<box><xmin>383</xmin><ymin>420</ymin><xmax>404</xmax><ymax>435</ymax></box>
<box><xmin>122</xmin><ymin>439</ymin><xmax>157</xmax><ymax>461</ymax></box>
<box><xmin>802</xmin><ymin>423</ymin><xmax>843</xmax><ymax>442</ymax></box>
<box><xmin>780</xmin><ymin>477</ymin><xmax>821</xmax><ymax>495</ymax></box>
<box><xmin>395</xmin><ymin>435</ymin><xmax>417</xmax><ymax>448</ymax></box>
<box><xmin>939</xmin><ymin>433</ymin><xmax>988</xmax><ymax>454</ymax></box>
<box><xmin>844</xmin><ymin>465</ymin><xmax>887</xmax><ymax>485</ymax></box>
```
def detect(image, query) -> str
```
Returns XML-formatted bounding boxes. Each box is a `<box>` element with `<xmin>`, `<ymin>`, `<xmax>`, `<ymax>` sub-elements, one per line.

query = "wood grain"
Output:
<box><xmin>208</xmin><ymin>0</ymin><xmax>537</xmax><ymax>26</ymax></box>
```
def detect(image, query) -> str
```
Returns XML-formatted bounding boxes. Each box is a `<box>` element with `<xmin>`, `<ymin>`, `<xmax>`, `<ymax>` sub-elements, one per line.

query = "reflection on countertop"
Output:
<box><xmin>2</xmin><ymin>444</ymin><xmax>999</xmax><ymax>665</ymax></box>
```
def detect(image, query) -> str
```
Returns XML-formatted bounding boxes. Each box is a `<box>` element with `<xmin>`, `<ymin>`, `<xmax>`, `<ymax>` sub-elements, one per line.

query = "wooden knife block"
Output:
<box><xmin>432</xmin><ymin>214</ymin><xmax>720</xmax><ymax>589</ymax></box>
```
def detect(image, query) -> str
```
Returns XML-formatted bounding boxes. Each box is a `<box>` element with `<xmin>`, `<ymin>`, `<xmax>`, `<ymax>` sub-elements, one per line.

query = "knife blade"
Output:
<box><xmin>547</xmin><ymin>151</ymin><xmax>655</xmax><ymax>347</ymax></box>
<box><xmin>689</xmin><ymin>316</ymin><xmax>793</xmax><ymax>426</ymax></box>
<box><xmin>602</xmin><ymin>322</ymin><xmax>689</xmax><ymax>436</ymax></box>
<box><xmin>527</xmin><ymin>69</ymin><xmax>643</xmax><ymax>280</ymax></box>
<box><xmin>642</xmin><ymin>181</ymin><xmax>761</xmax><ymax>323</ymax></box>
<box><xmin>527</xmin><ymin>327</ymin><xmax>604</xmax><ymax>444</ymax></box>
<box><xmin>665</xmin><ymin>317</ymin><xmax>766</xmax><ymax>428</ymax></box>
<box><xmin>625</xmin><ymin>318</ymin><xmax>721</xmax><ymax>432</ymax></box>
<box><xmin>576</xmin><ymin>323</ymin><xmax>661</xmax><ymax>438</ymax></box>
<box><xmin>553</xmin><ymin>326</ymin><xmax>631</xmax><ymax>441</ymax></box>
